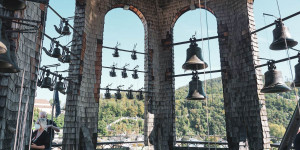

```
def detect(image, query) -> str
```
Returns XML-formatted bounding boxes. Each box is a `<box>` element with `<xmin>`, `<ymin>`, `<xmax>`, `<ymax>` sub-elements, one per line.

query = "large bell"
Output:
<box><xmin>261</xmin><ymin>61</ymin><xmax>291</xmax><ymax>93</ymax></box>
<box><xmin>136</xmin><ymin>90</ymin><xmax>144</xmax><ymax>100</ymax></box>
<box><xmin>0</xmin><ymin>42</ymin><xmax>20</xmax><ymax>73</ymax></box>
<box><xmin>182</xmin><ymin>37</ymin><xmax>208</xmax><ymax>70</ymax></box>
<box><xmin>52</xmin><ymin>45</ymin><xmax>61</xmax><ymax>58</ymax></box>
<box><xmin>293</xmin><ymin>58</ymin><xmax>300</xmax><ymax>87</ymax></box>
<box><xmin>186</xmin><ymin>72</ymin><xmax>206</xmax><ymax>100</ymax></box>
<box><xmin>3</xmin><ymin>0</ymin><xmax>26</xmax><ymax>11</ymax></box>
<box><xmin>126</xmin><ymin>90</ymin><xmax>134</xmax><ymax>99</ymax></box>
<box><xmin>270</xmin><ymin>20</ymin><xmax>298</xmax><ymax>50</ymax></box>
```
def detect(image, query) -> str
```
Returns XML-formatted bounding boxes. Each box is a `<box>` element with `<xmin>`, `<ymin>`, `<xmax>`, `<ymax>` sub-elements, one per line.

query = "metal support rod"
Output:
<box><xmin>0</xmin><ymin>15</ymin><xmax>41</xmax><ymax>23</ymax></box>
<box><xmin>251</xmin><ymin>10</ymin><xmax>300</xmax><ymax>35</ymax></box>
<box><xmin>100</xmin><ymin>88</ymin><xmax>150</xmax><ymax>93</ymax></box>
<box><xmin>42</xmin><ymin>32</ymin><xmax>81</xmax><ymax>60</ymax></box>
<box><xmin>102</xmin><ymin>46</ymin><xmax>147</xmax><ymax>55</ymax></box>
<box><xmin>102</xmin><ymin>66</ymin><xmax>148</xmax><ymax>73</ymax></box>
<box><xmin>172</xmin><ymin>69</ymin><xmax>223</xmax><ymax>78</ymax></box>
<box><xmin>255</xmin><ymin>54</ymin><xmax>299</xmax><ymax>68</ymax></box>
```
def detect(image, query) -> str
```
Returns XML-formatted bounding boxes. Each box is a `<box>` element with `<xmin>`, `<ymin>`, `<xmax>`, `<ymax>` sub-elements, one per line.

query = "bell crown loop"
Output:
<box><xmin>189</xmin><ymin>36</ymin><xmax>198</xmax><ymax>47</ymax></box>
<box><xmin>267</xmin><ymin>60</ymin><xmax>276</xmax><ymax>71</ymax></box>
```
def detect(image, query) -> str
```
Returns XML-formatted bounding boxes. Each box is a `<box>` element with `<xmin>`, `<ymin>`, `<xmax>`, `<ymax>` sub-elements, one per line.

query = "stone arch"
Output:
<box><xmin>171</xmin><ymin>3</ymin><xmax>215</xmax><ymax>29</ymax></box>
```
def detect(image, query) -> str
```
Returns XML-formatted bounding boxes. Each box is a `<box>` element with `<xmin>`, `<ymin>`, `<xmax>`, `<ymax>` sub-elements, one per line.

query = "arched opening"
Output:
<box><xmin>98</xmin><ymin>7</ymin><xmax>147</xmax><ymax>146</ymax></box>
<box><xmin>172</xmin><ymin>7</ymin><xmax>226</xmax><ymax>147</ymax></box>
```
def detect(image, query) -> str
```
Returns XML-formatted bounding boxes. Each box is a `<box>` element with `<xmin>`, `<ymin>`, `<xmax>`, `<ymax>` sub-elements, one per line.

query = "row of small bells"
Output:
<box><xmin>37</xmin><ymin>70</ymin><xmax>70</xmax><ymax>94</ymax></box>
<box><xmin>104</xmin><ymin>85</ymin><xmax>144</xmax><ymax>100</ymax></box>
<box><xmin>261</xmin><ymin>19</ymin><xmax>299</xmax><ymax>93</ymax></box>
<box><xmin>112</xmin><ymin>48</ymin><xmax>138</xmax><ymax>60</ymax></box>
<box><xmin>184</xmin><ymin>19</ymin><xmax>299</xmax><ymax>99</ymax></box>
<box><xmin>110</xmin><ymin>65</ymin><xmax>139</xmax><ymax>79</ymax></box>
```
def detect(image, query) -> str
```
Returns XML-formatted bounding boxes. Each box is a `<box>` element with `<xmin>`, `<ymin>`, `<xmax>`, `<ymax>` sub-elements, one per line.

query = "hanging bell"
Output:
<box><xmin>131</xmin><ymin>50</ymin><xmax>137</xmax><ymax>60</ymax></box>
<box><xmin>132</xmin><ymin>70</ymin><xmax>138</xmax><ymax>79</ymax></box>
<box><xmin>52</xmin><ymin>45</ymin><xmax>61</xmax><ymax>58</ymax></box>
<box><xmin>136</xmin><ymin>90</ymin><xmax>144</xmax><ymax>100</ymax></box>
<box><xmin>115</xmin><ymin>89</ymin><xmax>122</xmax><ymax>99</ymax></box>
<box><xmin>0</xmin><ymin>42</ymin><xmax>20</xmax><ymax>73</ymax></box>
<box><xmin>104</xmin><ymin>88</ymin><xmax>111</xmax><ymax>99</ymax></box>
<box><xmin>186</xmin><ymin>72</ymin><xmax>206</xmax><ymax>100</ymax></box>
<box><xmin>3</xmin><ymin>0</ymin><xmax>26</xmax><ymax>11</ymax></box>
<box><xmin>122</xmin><ymin>68</ymin><xmax>128</xmax><ymax>78</ymax></box>
<box><xmin>261</xmin><ymin>60</ymin><xmax>291</xmax><ymax>93</ymax></box>
<box><xmin>113</xmin><ymin>48</ymin><xmax>119</xmax><ymax>57</ymax></box>
<box><xmin>0</xmin><ymin>41</ymin><xmax>7</xmax><ymax>54</ymax></box>
<box><xmin>293</xmin><ymin>56</ymin><xmax>300</xmax><ymax>87</ymax></box>
<box><xmin>63</xmin><ymin>53</ymin><xmax>71</xmax><ymax>63</ymax></box>
<box><xmin>61</xmin><ymin>21</ymin><xmax>71</xmax><ymax>35</ymax></box>
<box><xmin>41</xmin><ymin>73</ymin><xmax>52</xmax><ymax>89</ymax></box>
<box><xmin>55</xmin><ymin>77</ymin><xmax>65</xmax><ymax>93</ymax></box>
<box><xmin>182</xmin><ymin>37</ymin><xmax>208</xmax><ymax>70</ymax></box>
<box><xmin>110</xmin><ymin>66</ymin><xmax>116</xmax><ymax>77</ymax></box>
<box><xmin>270</xmin><ymin>19</ymin><xmax>298</xmax><ymax>50</ymax></box>
<box><xmin>126</xmin><ymin>90</ymin><xmax>134</xmax><ymax>99</ymax></box>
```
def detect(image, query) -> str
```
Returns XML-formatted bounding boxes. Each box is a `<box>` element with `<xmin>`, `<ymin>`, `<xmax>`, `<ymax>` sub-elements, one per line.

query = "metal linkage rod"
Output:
<box><xmin>39</xmin><ymin>68</ymin><xmax>71</xmax><ymax>81</ymax></box>
<box><xmin>255</xmin><ymin>53</ymin><xmax>299</xmax><ymax>68</ymax></box>
<box><xmin>102</xmin><ymin>46</ymin><xmax>146</xmax><ymax>55</ymax></box>
<box><xmin>48</xmin><ymin>5</ymin><xmax>82</xmax><ymax>36</ymax></box>
<box><xmin>102</xmin><ymin>66</ymin><xmax>148</xmax><ymax>73</ymax></box>
<box><xmin>251</xmin><ymin>10</ymin><xmax>300</xmax><ymax>35</ymax></box>
<box><xmin>172</xmin><ymin>69</ymin><xmax>223</xmax><ymax>78</ymax></box>
<box><xmin>171</xmin><ymin>35</ymin><xmax>220</xmax><ymax>46</ymax></box>
<box><xmin>100</xmin><ymin>88</ymin><xmax>150</xmax><ymax>93</ymax></box>
<box><xmin>42</xmin><ymin>32</ymin><xmax>81</xmax><ymax>60</ymax></box>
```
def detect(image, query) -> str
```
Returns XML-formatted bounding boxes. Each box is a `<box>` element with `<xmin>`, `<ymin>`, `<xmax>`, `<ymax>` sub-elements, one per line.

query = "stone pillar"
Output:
<box><xmin>0</xmin><ymin>2</ymin><xmax>45</xmax><ymax>150</ymax></box>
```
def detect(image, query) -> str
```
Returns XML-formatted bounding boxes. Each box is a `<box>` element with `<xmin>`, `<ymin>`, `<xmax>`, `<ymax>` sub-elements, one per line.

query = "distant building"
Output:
<box><xmin>34</xmin><ymin>99</ymin><xmax>54</xmax><ymax>114</ymax></box>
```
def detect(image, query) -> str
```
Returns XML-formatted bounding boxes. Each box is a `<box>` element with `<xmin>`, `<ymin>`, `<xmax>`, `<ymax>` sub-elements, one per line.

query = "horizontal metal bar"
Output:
<box><xmin>255</xmin><ymin>53</ymin><xmax>299</xmax><ymax>68</ymax></box>
<box><xmin>102</xmin><ymin>66</ymin><xmax>148</xmax><ymax>73</ymax></box>
<box><xmin>171</xmin><ymin>35</ymin><xmax>220</xmax><ymax>46</ymax></box>
<box><xmin>251</xmin><ymin>10</ymin><xmax>300</xmax><ymax>35</ymax></box>
<box><xmin>102</xmin><ymin>46</ymin><xmax>147</xmax><ymax>55</ymax></box>
<box><xmin>39</xmin><ymin>68</ymin><xmax>78</xmax><ymax>84</ymax></box>
<box><xmin>176</xmin><ymin>141</ymin><xmax>228</xmax><ymax>145</ymax></box>
<box><xmin>172</xmin><ymin>69</ymin><xmax>223</xmax><ymax>78</ymax></box>
<box><xmin>100</xmin><ymin>88</ymin><xmax>149</xmax><ymax>93</ymax></box>
<box><xmin>0</xmin><ymin>15</ymin><xmax>41</xmax><ymax>23</ymax></box>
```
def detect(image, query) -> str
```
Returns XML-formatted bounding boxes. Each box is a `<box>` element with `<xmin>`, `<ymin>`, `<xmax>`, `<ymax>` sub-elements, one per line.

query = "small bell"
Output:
<box><xmin>115</xmin><ymin>85</ymin><xmax>123</xmax><ymax>100</ymax></box>
<box><xmin>110</xmin><ymin>65</ymin><xmax>116</xmax><ymax>77</ymax></box>
<box><xmin>41</xmin><ymin>71</ymin><xmax>52</xmax><ymax>89</ymax></box>
<box><xmin>122</xmin><ymin>68</ymin><xmax>128</xmax><ymax>78</ymax></box>
<box><xmin>270</xmin><ymin>19</ymin><xmax>298</xmax><ymax>50</ymax></box>
<box><xmin>136</xmin><ymin>89</ymin><xmax>144</xmax><ymax>100</ymax></box>
<box><xmin>52</xmin><ymin>44</ymin><xmax>61</xmax><ymax>58</ymax></box>
<box><xmin>131</xmin><ymin>50</ymin><xmax>137</xmax><ymax>60</ymax></box>
<box><xmin>104</xmin><ymin>88</ymin><xmax>111</xmax><ymax>99</ymax></box>
<box><xmin>186</xmin><ymin>71</ymin><xmax>206</xmax><ymax>100</ymax></box>
<box><xmin>55</xmin><ymin>77</ymin><xmax>65</xmax><ymax>93</ymax></box>
<box><xmin>61</xmin><ymin>21</ymin><xmax>71</xmax><ymax>35</ymax></box>
<box><xmin>293</xmin><ymin>55</ymin><xmax>300</xmax><ymax>87</ymax></box>
<box><xmin>182</xmin><ymin>37</ymin><xmax>208</xmax><ymax>70</ymax></box>
<box><xmin>113</xmin><ymin>48</ymin><xmax>119</xmax><ymax>57</ymax></box>
<box><xmin>63</xmin><ymin>53</ymin><xmax>71</xmax><ymax>63</ymax></box>
<box><xmin>261</xmin><ymin>60</ymin><xmax>291</xmax><ymax>93</ymax></box>
<box><xmin>132</xmin><ymin>70</ymin><xmax>138</xmax><ymax>79</ymax></box>
<box><xmin>126</xmin><ymin>85</ymin><xmax>134</xmax><ymax>99</ymax></box>
<box><xmin>3</xmin><ymin>0</ymin><xmax>26</xmax><ymax>11</ymax></box>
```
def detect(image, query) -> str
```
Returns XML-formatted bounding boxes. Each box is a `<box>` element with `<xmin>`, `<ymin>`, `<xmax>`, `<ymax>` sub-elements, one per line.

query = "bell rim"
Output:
<box><xmin>269</xmin><ymin>38</ymin><xmax>298</xmax><ymax>50</ymax></box>
<box><xmin>261</xmin><ymin>84</ymin><xmax>291</xmax><ymax>93</ymax></box>
<box><xmin>182</xmin><ymin>63</ymin><xmax>208</xmax><ymax>70</ymax></box>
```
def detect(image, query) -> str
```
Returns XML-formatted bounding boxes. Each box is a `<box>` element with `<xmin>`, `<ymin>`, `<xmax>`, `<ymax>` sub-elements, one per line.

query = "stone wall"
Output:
<box><xmin>0</xmin><ymin>1</ymin><xmax>45</xmax><ymax>150</ymax></box>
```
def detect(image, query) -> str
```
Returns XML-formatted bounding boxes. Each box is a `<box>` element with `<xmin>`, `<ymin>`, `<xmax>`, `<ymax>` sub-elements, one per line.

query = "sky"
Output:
<box><xmin>36</xmin><ymin>0</ymin><xmax>300</xmax><ymax>106</ymax></box>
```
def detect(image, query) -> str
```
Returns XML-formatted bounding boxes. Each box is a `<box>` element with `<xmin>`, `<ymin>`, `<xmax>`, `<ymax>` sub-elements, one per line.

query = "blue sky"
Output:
<box><xmin>36</xmin><ymin>0</ymin><xmax>300</xmax><ymax>105</ymax></box>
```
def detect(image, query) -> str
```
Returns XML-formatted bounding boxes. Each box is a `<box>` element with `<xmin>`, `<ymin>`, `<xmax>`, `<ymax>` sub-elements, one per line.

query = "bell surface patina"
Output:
<box><xmin>182</xmin><ymin>37</ymin><xmax>208</xmax><ymax>70</ymax></box>
<box><xmin>261</xmin><ymin>61</ymin><xmax>291</xmax><ymax>93</ymax></box>
<box><xmin>270</xmin><ymin>19</ymin><xmax>298</xmax><ymax>50</ymax></box>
